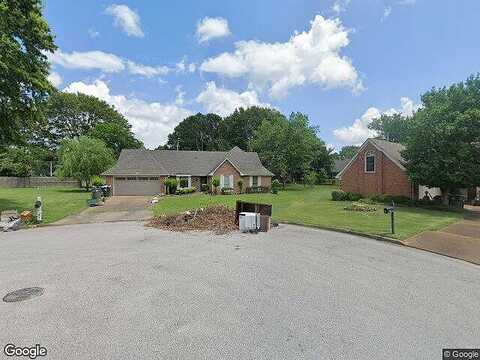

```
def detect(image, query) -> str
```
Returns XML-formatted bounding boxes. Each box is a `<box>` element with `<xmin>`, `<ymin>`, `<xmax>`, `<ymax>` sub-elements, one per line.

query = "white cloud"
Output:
<box><xmin>49</xmin><ymin>49</ymin><xmax>170</xmax><ymax>79</ymax></box>
<box><xmin>48</xmin><ymin>49</ymin><xmax>125</xmax><ymax>73</ymax></box>
<box><xmin>174</xmin><ymin>85</ymin><xmax>186</xmax><ymax>106</ymax></box>
<box><xmin>332</xmin><ymin>0</ymin><xmax>351</xmax><ymax>13</ymax></box>
<box><xmin>200</xmin><ymin>15</ymin><xmax>362</xmax><ymax>98</ymax></box>
<box><xmin>105</xmin><ymin>4</ymin><xmax>144</xmax><ymax>38</ymax></box>
<box><xmin>333</xmin><ymin>97</ymin><xmax>420</xmax><ymax>145</ymax></box>
<box><xmin>196</xmin><ymin>17</ymin><xmax>231</xmax><ymax>43</ymax></box>
<box><xmin>196</xmin><ymin>81</ymin><xmax>269</xmax><ymax>116</ymax></box>
<box><xmin>382</xmin><ymin>7</ymin><xmax>392</xmax><ymax>21</ymax></box>
<box><xmin>88</xmin><ymin>29</ymin><xmax>100</xmax><ymax>38</ymax></box>
<box><xmin>126</xmin><ymin>61</ymin><xmax>169</xmax><ymax>78</ymax></box>
<box><xmin>63</xmin><ymin>80</ymin><xmax>192</xmax><ymax>148</ymax></box>
<box><xmin>47</xmin><ymin>71</ymin><xmax>62</xmax><ymax>87</ymax></box>
<box><xmin>176</xmin><ymin>58</ymin><xmax>196</xmax><ymax>73</ymax></box>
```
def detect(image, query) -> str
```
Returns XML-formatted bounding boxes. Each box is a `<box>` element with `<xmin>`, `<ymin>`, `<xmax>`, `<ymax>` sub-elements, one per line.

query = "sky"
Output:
<box><xmin>44</xmin><ymin>0</ymin><xmax>480</xmax><ymax>150</ymax></box>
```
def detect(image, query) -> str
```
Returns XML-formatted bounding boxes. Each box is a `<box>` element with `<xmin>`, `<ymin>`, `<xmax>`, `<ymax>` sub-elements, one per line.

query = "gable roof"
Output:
<box><xmin>332</xmin><ymin>158</ymin><xmax>351</xmax><ymax>173</ymax></box>
<box><xmin>103</xmin><ymin>147</ymin><xmax>274</xmax><ymax>177</ymax></box>
<box><xmin>335</xmin><ymin>138</ymin><xmax>406</xmax><ymax>179</ymax></box>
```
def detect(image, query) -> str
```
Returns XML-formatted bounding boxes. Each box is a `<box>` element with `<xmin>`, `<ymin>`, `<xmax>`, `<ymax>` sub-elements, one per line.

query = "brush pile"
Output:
<box><xmin>147</xmin><ymin>205</ymin><xmax>237</xmax><ymax>234</ymax></box>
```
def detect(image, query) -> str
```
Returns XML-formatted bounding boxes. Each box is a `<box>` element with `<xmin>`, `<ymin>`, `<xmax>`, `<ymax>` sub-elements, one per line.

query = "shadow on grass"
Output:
<box><xmin>51</xmin><ymin>188</ymin><xmax>88</xmax><ymax>194</ymax></box>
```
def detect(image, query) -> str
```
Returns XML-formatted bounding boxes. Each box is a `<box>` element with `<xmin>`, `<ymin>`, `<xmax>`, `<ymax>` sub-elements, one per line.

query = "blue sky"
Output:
<box><xmin>44</xmin><ymin>0</ymin><xmax>480</xmax><ymax>149</ymax></box>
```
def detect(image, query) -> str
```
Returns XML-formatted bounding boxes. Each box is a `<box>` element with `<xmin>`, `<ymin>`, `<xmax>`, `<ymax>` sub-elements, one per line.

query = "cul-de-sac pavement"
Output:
<box><xmin>1</xmin><ymin>222</ymin><xmax>478</xmax><ymax>359</ymax></box>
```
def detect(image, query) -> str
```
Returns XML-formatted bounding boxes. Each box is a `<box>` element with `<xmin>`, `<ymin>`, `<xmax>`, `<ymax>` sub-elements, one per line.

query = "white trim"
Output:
<box><xmin>364</xmin><ymin>151</ymin><xmax>376</xmax><ymax>173</ymax></box>
<box><xmin>208</xmin><ymin>158</ymin><xmax>244</xmax><ymax>176</ymax></box>
<box><xmin>335</xmin><ymin>138</ymin><xmax>406</xmax><ymax>179</ymax></box>
<box><xmin>176</xmin><ymin>175</ymin><xmax>192</xmax><ymax>189</ymax></box>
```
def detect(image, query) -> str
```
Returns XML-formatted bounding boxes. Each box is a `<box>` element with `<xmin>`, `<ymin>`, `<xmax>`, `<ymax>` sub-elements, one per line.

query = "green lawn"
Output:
<box><xmin>153</xmin><ymin>185</ymin><xmax>464</xmax><ymax>240</ymax></box>
<box><xmin>0</xmin><ymin>187</ymin><xmax>90</xmax><ymax>224</ymax></box>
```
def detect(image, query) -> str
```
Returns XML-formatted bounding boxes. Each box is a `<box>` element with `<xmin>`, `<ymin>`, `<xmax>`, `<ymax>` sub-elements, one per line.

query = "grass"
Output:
<box><xmin>153</xmin><ymin>185</ymin><xmax>464</xmax><ymax>240</ymax></box>
<box><xmin>0</xmin><ymin>187</ymin><xmax>90</xmax><ymax>224</ymax></box>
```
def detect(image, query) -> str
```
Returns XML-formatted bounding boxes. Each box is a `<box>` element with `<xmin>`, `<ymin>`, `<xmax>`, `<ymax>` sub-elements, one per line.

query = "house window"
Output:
<box><xmin>252</xmin><ymin>176</ymin><xmax>259</xmax><ymax>186</ymax></box>
<box><xmin>365</xmin><ymin>152</ymin><xmax>375</xmax><ymax>173</ymax></box>
<box><xmin>177</xmin><ymin>176</ymin><xmax>191</xmax><ymax>189</ymax></box>
<box><xmin>222</xmin><ymin>175</ymin><xmax>232</xmax><ymax>188</ymax></box>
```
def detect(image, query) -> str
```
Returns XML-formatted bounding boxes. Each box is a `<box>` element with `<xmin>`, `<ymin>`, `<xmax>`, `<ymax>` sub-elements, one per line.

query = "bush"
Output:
<box><xmin>305</xmin><ymin>170</ymin><xmax>318</xmax><ymax>187</ymax></box>
<box><xmin>346</xmin><ymin>192</ymin><xmax>362</xmax><ymax>201</ymax></box>
<box><xmin>370</xmin><ymin>194</ymin><xmax>412</xmax><ymax>205</ymax></box>
<box><xmin>271</xmin><ymin>179</ymin><xmax>281</xmax><ymax>194</ymax></box>
<box><xmin>237</xmin><ymin>179</ymin><xmax>243</xmax><ymax>194</ymax></box>
<box><xmin>201</xmin><ymin>184</ymin><xmax>209</xmax><ymax>193</ymax></box>
<box><xmin>211</xmin><ymin>176</ymin><xmax>220</xmax><ymax>194</ymax></box>
<box><xmin>164</xmin><ymin>178</ymin><xmax>177</xmax><ymax>195</ymax></box>
<box><xmin>331</xmin><ymin>190</ymin><xmax>347</xmax><ymax>201</ymax></box>
<box><xmin>176</xmin><ymin>187</ymin><xmax>196</xmax><ymax>195</ymax></box>
<box><xmin>221</xmin><ymin>187</ymin><xmax>235</xmax><ymax>195</ymax></box>
<box><xmin>91</xmin><ymin>175</ymin><xmax>105</xmax><ymax>187</ymax></box>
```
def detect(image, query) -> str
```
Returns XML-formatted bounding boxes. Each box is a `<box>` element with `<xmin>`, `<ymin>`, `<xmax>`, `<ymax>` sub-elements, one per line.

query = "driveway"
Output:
<box><xmin>54</xmin><ymin>196</ymin><xmax>153</xmax><ymax>225</ymax></box>
<box><xmin>405</xmin><ymin>206</ymin><xmax>480</xmax><ymax>264</ymax></box>
<box><xmin>1</xmin><ymin>223</ymin><xmax>479</xmax><ymax>359</ymax></box>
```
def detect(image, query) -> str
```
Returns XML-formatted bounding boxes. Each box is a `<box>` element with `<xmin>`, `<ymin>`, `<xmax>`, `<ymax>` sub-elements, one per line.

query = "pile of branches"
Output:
<box><xmin>147</xmin><ymin>205</ymin><xmax>237</xmax><ymax>234</ymax></box>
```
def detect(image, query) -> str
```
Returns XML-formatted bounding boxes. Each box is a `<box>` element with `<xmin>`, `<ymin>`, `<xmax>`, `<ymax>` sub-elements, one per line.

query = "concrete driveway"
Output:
<box><xmin>54</xmin><ymin>196</ymin><xmax>153</xmax><ymax>225</ymax></box>
<box><xmin>1</xmin><ymin>223</ymin><xmax>479</xmax><ymax>359</ymax></box>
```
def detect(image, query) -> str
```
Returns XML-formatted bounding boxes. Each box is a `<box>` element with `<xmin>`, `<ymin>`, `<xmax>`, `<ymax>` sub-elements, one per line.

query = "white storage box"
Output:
<box><xmin>239</xmin><ymin>212</ymin><xmax>260</xmax><ymax>232</ymax></box>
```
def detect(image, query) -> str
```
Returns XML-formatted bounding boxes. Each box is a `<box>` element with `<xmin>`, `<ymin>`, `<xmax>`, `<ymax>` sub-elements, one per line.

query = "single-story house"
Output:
<box><xmin>102</xmin><ymin>146</ymin><xmax>273</xmax><ymax>196</ymax></box>
<box><xmin>336</xmin><ymin>138</ymin><xmax>479</xmax><ymax>201</ymax></box>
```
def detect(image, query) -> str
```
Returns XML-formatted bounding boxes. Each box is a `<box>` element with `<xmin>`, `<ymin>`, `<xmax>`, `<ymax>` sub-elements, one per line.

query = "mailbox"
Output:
<box><xmin>384</xmin><ymin>202</ymin><xmax>395</xmax><ymax>234</ymax></box>
<box><xmin>384</xmin><ymin>207</ymin><xmax>394</xmax><ymax>214</ymax></box>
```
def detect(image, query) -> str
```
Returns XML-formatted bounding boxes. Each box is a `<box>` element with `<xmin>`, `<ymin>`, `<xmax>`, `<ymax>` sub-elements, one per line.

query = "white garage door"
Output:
<box><xmin>114</xmin><ymin>177</ymin><xmax>161</xmax><ymax>196</ymax></box>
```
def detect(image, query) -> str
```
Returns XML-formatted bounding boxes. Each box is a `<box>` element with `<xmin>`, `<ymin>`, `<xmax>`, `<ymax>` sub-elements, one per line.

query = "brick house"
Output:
<box><xmin>102</xmin><ymin>146</ymin><xmax>273</xmax><ymax>196</ymax></box>
<box><xmin>336</xmin><ymin>138</ymin><xmax>417</xmax><ymax>199</ymax></box>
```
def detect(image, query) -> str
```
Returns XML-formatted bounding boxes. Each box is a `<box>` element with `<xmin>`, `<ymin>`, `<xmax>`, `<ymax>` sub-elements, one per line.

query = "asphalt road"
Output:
<box><xmin>0</xmin><ymin>223</ymin><xmax>479</xmax><ymax>359</ymax></box>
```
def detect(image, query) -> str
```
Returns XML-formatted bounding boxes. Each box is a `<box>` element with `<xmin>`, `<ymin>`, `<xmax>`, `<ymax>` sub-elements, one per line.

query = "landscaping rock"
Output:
<box><xmin>147</xmin><ymin>205</ymin><xmax>237</xmax><ymax>234</ymax></box>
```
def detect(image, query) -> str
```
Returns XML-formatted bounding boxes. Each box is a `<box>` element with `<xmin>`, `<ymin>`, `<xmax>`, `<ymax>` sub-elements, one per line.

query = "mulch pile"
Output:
<box><xmin>147</xmin><ymin>205</ymin><xmax>237</xmax><ymax>234</ymax></box>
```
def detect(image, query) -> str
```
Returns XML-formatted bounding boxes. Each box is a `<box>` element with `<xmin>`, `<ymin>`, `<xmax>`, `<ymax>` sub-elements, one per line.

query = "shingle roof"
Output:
<box><xmin>102</xmin><ymin>147</ymin><xmax>274</xmax><ymax>177</ymax></box>
<box><xmin>333</xmin><ymin>158</ymin><xmax>351</xmax><ymax>173</ymax></box>
<box><xmin>369</xmin><ymin>138</ymin><xmax>406</xmax><ymax>169</ymax></box>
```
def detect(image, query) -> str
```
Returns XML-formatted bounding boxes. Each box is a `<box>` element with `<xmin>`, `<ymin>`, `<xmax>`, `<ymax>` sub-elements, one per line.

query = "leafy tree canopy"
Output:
<box><xmin>403</xmin><ymin>74</ymin><xmax>480</xmax><ymax>201</ymax></box>
<box><xmin>221</xmin><ymin>107</ymin><xmax>285</xmax><ymax>150</ymax></box>
<box><xmin>0</xmin><ymin>0</ymin><xmax>57</xmax><ymax>145</ymax></box>
<box><xmin>33</xmin><ymin>91</ymin><xmax>130</xmax><ymax>149</ymax></box>
<box><xmin>368</xmin><ymin>113</ymin><xmax>411</xmax><ymax>143</ymax></box>
<box><xmin>166</xmin><ymin>113</ymin><xmax>222</xmax><ymax>151</ymax></box>
<box><xmin>334</xmin><ymin>145</ymin><xmax>359</xmax><ymax>160</ymax></box>
<box><xmin>56</xmin><ymin>136</ymin><xmax>114</xmax><ymax>190</ymax></box>
<box><xmin>88</xmin><ymin>122</ymin><xmax>143</xmax><ymax>157</ymax></box>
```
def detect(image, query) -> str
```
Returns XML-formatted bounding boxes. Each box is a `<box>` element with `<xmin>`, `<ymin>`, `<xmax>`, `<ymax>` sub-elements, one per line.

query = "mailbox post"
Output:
<box><xmin>383</xmin><ymin>201</ymin><xmax>395</xmax><ymax>235</ymax></box>
<box><xmin>34</xmin><ymin>196</ymin><xmax>43</xmax><ymax>223</ymax></box>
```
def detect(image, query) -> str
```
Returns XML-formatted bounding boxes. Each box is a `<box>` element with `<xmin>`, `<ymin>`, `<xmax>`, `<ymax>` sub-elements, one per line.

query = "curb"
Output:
<box><xmin>279</xmin><ymin>221</ymin><xmax>405</xmax><ymax>246</ymax></box>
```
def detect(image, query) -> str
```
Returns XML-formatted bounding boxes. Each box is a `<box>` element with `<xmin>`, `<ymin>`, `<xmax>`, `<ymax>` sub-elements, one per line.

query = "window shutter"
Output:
<box><xmin>249</xmin><ymin>176</ymin><xmax>253</xmax><ymax>187</ymax></box>
<box><xmin>220</xmin><ymin>175</ymin><xmax>224</xmax><ymax>188</ymax></box>
<box><xmin>230</xmin><ymin>175</ymin><xmax>233</xmax><ymax>189</ymax></box>
<box><xmin>258</xmin><ymin>176</ymin><xmax>261</xmax><ymax>186</ymax></box>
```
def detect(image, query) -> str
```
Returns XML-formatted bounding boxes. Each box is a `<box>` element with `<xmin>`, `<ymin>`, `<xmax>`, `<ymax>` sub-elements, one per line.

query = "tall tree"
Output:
<box><xmin>87</xmin><ymin>122</ymin><xmax>143</xmax><ymax>157</ymax></box>
<box><xmin>56</xmin><ymin>136</ymin><xmax>114</xmax><ymax>191</ymax></box>
<box><xmin>221</xmin><ymin>107</ymin><xmax>285</xmax><ymax>150</ymax></box>
<box><xmin>335</xmin><ymin>145</ymin><xmax>359</xmax><ymax>160</ymax></box>
<box><xmin>32</xmin><ymin>91</ymin><xmax>130</xmax><ymax>149</ymax></box>
<box><xmin>368</xmin><ymin>113</ymin><xmax>411</xmax><ymax>143</ymax></box>
<box><xmin>403</xmin><ymin>74</ymin><xmax>480</xmax><ymax>204</ymax></box>
<box><xmin>0</xmin><ymin>0</ymin><xmax>57</xmax><ymax>145</ymax></box>
<box><xmin>166</xmin><ymin>113</ymin><xmax>222</xmax><ymax>151</ymax></box>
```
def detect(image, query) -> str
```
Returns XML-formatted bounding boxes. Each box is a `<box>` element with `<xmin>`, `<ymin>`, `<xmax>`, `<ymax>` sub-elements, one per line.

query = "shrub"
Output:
<box><xmin>331</xmin><ymin>190</ymin><xmax>347</xmax><ymax>201</ymax></box>
<box><xmin>346</xmin><ymin>192</ymin><xmax>362</xmax><ymax>201</ymax></box>
<box><xmin>176</xmin><ymin>187</ymin><xmax>196</xmax><ymax>195</ymax></box>
<box><xmin>370</xmin><ymin>194</ymin><xmax>412</xmax><ymax>206</ymax></box>
<box><xmin>211</xmin><ymin>176</ymin><xmax>220</xmax><ymax>194</ymax></box>
<box><xmin>201</xmin><ymin>184</ymin><xmax>209</xmax><ymax>193</ymax></box>
<box><xmin>305</xmin><ymin>170</ymin><xmax>318</xmax><ymax>187</ymax></box>
<box><xmin>237</xmin><ymin>179</ymin><xmax>243</xmax><ymax>193</ymax></box>
<box><xmin>271</xmin><ymin>179</ymin><xmax>281</xmax><ymax>194</ymax></box>
<box><xmin>91</xmin><ymin>175</ymin><xmax>105</xmax><ymax>187</ymax></box>
<box><xmin>221</xmin><ymin>187</ymin><xmax>235</xmax><ymax>195</ymax></box>
<box><xmin>164</xmin><ymin>178</ymin><xmax>178</xmax><ymax>195</ymax></box>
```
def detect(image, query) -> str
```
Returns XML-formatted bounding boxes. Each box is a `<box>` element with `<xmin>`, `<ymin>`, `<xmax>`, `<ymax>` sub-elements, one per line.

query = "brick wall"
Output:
<box><xmin>213</xmin><ymin>161</ymin><xmax>242</xmax><ymax>193</ymax></box>
<box><xmin>340</xmin><ymin>143</ymin><xmax>413</xmax><ymax>199</ymax></box>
